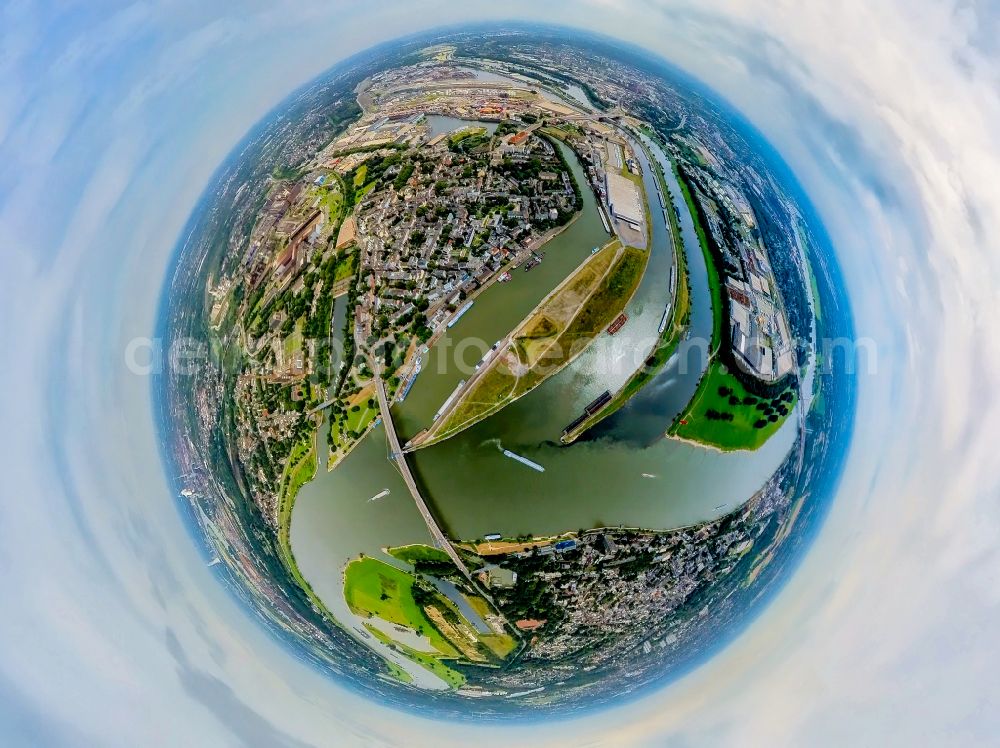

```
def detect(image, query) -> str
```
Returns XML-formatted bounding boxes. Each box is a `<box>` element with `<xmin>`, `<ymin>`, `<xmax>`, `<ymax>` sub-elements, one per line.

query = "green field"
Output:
<box><xmin>387</xmin><ymin>544</ymin><xmax>452</xmax><ymax>566</ymax></box>
<box><xmin>668</xmin><ymin>360</ymin><xmax>796</xmax><ymax>450</ymax></box>
<box><xmin>305</xmin><ymin>181</ymin><xmax>343</xmax><ymax>225</ymax></box>
<box><xmin>810</xmin><ymin>378</ymin><xmax>826</xmax><ymax>416</ymax></box>
<box><xmin>344</xmin><ymin>557</ymin><xmax>459</xmax><ymax>656</ymax></box>
<box><xmin>808</xmin><ymin>263</ymin><xmax>823</xmax><ymax>324</ymax></box>
<box><xmin>539</xmin><ymin>125</ymin><xmax>569</xmax><ymax>140</ymax></box>
<box><xmin>383</xmin><ymin>659</ymin><xmax>414</xmax><ymax>685</ymax></box>
<box><xmin>282</xmin><ymin>318</ymin><xmax>304</xmax><ymax>362</ymax></box>
<box><xmin>333</xmin><ymin>251</ymin><xmax>357</xmax><ymax>283</ymax></box>
<box><xmin>365</xmin><ymin>625</ymin><xmax>466</xmax><ymax>688</ymax></box>
<box><xmin>448</xmin><ymin>126</ymin><xmax>486</xmax><ymax>147</ymax></box>
<box><xmin>561</xmin><ymin>246</ymin><xmax>645</xmax><ymax>339</ymax></box>
<box><xmin>345</xmin><ymin>556</ymin><xmax>516</xmax><ymax>688</ymax></box>
<box><xmin>328</xmin><ymin>394</ymin><xmax>378</xmax><ymax>455</ymax></box>
<box><xmin>346</xmin><ymin>401</ymin><xmax>377</xmax><ymax>433</ymax></box>
<box><xmin>320</xmin><ymin>187</ymin><xmax>342</xmax><ymax>221</ymax></box>
<box><xmin>463</xmin><ymin>595</ymin><xmax>518</xmax><ymax>658</ymax></box>
<box><xmin>479</xmin><ymin>633</ymin><xmax>518</xmax><ymax>659</ymax></box>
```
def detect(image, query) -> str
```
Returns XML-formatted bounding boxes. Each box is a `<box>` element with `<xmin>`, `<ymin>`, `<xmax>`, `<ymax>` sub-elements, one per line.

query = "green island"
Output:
<box><xmin>387</xmin><ymin>543</ymin><xmax>454</xmax><ymax>566</ymax></box>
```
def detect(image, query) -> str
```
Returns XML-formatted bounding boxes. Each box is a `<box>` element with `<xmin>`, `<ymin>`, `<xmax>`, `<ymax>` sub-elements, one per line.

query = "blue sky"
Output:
<box><xmin>1</xmin><ymin>1</ymin><xmax>999</xmax><ymax>745</ymax></box>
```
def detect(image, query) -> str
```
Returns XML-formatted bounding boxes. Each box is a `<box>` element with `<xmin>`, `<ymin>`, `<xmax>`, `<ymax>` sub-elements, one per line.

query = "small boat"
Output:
<box><xmin>368</xmin><ymin>489</ymin><xmax>390</xmax><ymax>502</ymax></box>
<box><xmin>498</xmin><ymin>271</ymin><xmax>512</xmax><ymax>283</ymax></box>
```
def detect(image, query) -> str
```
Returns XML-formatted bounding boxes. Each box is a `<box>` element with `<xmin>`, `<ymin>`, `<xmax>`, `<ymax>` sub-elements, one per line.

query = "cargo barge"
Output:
<box><xmin>447</xmin><ymin>300</ymin><xmax>473</xmax><ymax>328</ymax></box>
<box><xmin>395</xmin><ymin>356</ymin><xmax>422</xmax><ymax>402</ymax></box>
<box><xmin>607</xmin><ymin>312</ymin><xmax>628</xmax><ymax>335</ymax></box>
<box><xmin>585</xmin><ymin>390</ymin><xmax>613</xmax><ymax>415</ymax></box>
<box><xmin>524</xmin><ymin>253</ymin><xmax>543</xmax><ymax>272</ymax></box>
<box><xmin>561</xmin><ymin>390</ymin><xmax>613</xmax><ymax>437</ymax></box>
<box><xmin>502</xmin><ymin>449</ymin><xmax>545</xmax><ymax>472</ymax></box>
<box><xmin>432</xmin><ymin>379</ymin><xmax>465</xmax><ymax>421</ymax></box>
<box><xmin>658</xmin><ymin>302</ymin><xmax>672</xmax><ymax>334</ymax></box>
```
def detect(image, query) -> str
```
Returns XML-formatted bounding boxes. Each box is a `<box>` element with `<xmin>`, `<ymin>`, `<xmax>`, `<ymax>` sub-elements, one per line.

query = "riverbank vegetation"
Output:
<box><xmin>675</xmin><ymin>161</ymin><xmax>724</xmax><ymax>353</ymax></box>
<box><xmin>665</xmin><ymin>163</ymin><xmax>796</xmax><ymax>450</ymax></box>
<box><xmin>275</xmin><ymin>440</ymin><xmax>317</xmax><ymax>544</ymax></box>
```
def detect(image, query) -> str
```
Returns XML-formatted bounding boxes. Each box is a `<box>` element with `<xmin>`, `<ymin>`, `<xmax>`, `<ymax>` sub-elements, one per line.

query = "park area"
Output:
<box><xmin>668</xmin><ymin>360</ymin><xmax>797</xmax><ymax>450</ymax></box>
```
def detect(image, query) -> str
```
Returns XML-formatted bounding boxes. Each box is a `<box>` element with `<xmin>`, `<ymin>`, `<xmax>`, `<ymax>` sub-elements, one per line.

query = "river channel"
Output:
<box><xmin>290</xmin><ymin>422</ymin><xmax>449</xmax><ymax>688</ymax></box>
<box><xmin>404</xmin><ymin>131</ymin><xmax>796</xmax><ymax>540</ymax></box>
<box><xmin>294</xmin><ymin>116</ymin><xmax>795</xmax><ymax>558</ymax></box>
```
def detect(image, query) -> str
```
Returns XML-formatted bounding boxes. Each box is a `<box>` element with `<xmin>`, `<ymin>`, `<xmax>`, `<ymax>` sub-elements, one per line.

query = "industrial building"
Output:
<box><xmin>605</xmin><ymin>171</ymin><xmax>644</xmax><ymax>227</ymax></box>
<box><xmin>728</xmin><ymin>278</ymin><xmax>795</xmax><ymax>382</ymax></box>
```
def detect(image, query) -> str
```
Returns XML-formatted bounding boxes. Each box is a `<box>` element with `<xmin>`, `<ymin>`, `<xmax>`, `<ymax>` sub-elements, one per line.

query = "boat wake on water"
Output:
<box><xmin>494</xmin><ymin>441</ymin><xmax>546</xmax><ymax>472</ymax></box>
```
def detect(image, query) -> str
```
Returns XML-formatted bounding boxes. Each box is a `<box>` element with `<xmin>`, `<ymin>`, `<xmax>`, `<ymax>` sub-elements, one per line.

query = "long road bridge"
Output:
<box><xmin>370</xmin><ymin>360</ymin><xmax>475</xmax><ymax>582</ymax></box>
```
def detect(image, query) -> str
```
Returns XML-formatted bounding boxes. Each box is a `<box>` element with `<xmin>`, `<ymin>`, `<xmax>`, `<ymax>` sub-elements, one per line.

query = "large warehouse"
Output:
<box><xmin>606</xmin><ymin>171</ymin><xmax>644</xmax><ymax>227</ymax></box>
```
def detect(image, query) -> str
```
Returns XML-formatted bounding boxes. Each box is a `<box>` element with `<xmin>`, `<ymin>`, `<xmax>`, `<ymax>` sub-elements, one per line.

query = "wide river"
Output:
<box><xmin>292</xmin><ymin>118</ymin><xmax>796</xmax><ymax>599</ymax></box>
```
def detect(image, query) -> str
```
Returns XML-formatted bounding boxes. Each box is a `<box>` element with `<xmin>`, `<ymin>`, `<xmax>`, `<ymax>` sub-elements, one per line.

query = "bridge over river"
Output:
<box><xmin>370</xmin><ymin>360</ymin><xmax>475</xmax><ymax>582</ymax></box>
